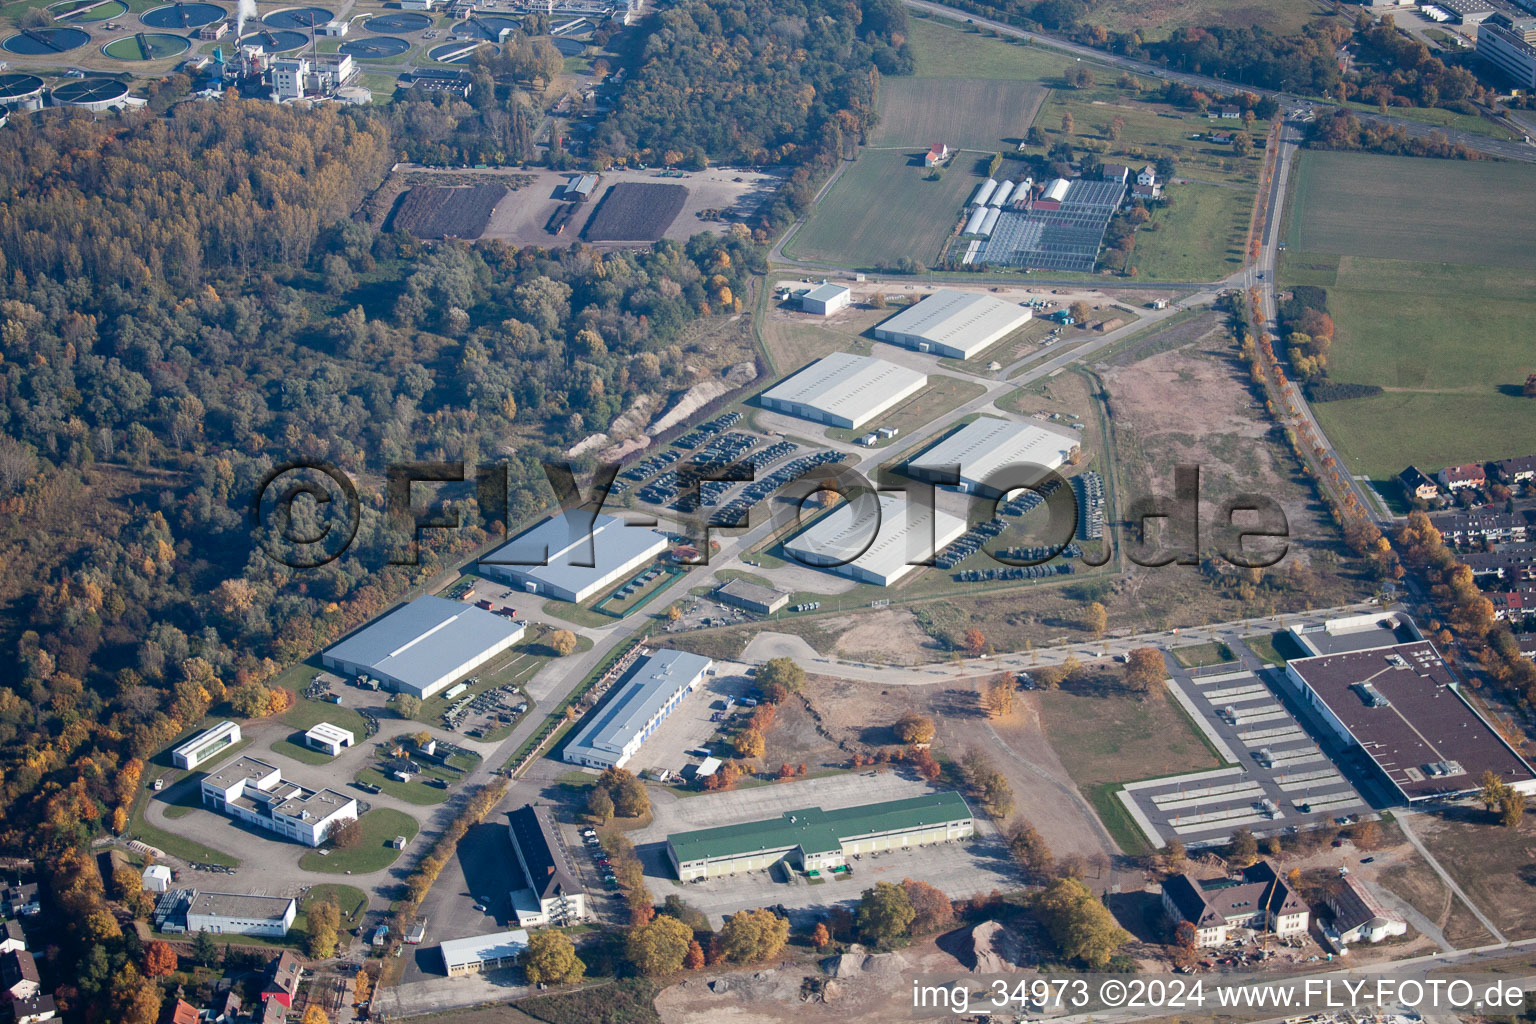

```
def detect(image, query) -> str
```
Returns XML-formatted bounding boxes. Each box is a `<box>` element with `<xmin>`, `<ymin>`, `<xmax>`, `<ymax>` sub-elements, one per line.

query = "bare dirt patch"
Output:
<box><xmin>1407</xmin><ymin>807</ymin><xmax>1536</xmax><ymax>939</ymax></box>
<box><xmin>831</xmin><ymin>609</ymin><xmax>935</xmax><ymax>665</ymax></box>
<box><xmin>388</xmin><ymin>184</ymin><xmax>509</xmax><ymax>239</ymax></box>
<box><xmin>583</xmin><ymin>181</ymin><xmax>689</xmax><ymax>242</ymax></box>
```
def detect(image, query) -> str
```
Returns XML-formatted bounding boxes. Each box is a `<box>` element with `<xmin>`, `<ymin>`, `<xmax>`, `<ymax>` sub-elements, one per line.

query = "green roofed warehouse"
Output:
<box><xmin>665</xmin><ymin>791</ymin><xmax>974</xmax><ymax>881</ymax></box>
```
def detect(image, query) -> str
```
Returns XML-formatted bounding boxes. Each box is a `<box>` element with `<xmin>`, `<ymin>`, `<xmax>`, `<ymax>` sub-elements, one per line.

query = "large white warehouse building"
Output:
<box><xmin>322</xmin><ymin>595</ymin><xmax>525</xmax><ymax>699</ymax></box>
<box><xmin>907</xmin><ymin>415</ymin><xmax>1079</xmax><ymax>498</ymax></box>
<box><xmin>784</xmin><ymin>492</ymin><xmax>966</xmax><ymax>586</ymax></box>
<box><xmin>480</xmin><ymin>511</ymin><xmax>670</xmax><ymax>603</ymax></box>
<box><xmin>873</xmin><ymin>289</ymin><xmax>1033</xmax><ymax>360</ymax></box>
<box><xmin>563</xmin><ymin>649</ymin><xmax>714</xmax><ymax>769</ymax></box>
<box><xmin>758</xmin><ymin>352</ymin><xmax>927</xmax><ymax>429</ymax></box>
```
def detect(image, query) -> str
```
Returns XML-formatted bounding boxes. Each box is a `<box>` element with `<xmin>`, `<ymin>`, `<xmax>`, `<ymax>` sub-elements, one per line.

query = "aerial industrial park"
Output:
<box><xmin>6</xmin><ymin>0</ymin><xmax>1536</xmax><ymax>1021</ymax></box>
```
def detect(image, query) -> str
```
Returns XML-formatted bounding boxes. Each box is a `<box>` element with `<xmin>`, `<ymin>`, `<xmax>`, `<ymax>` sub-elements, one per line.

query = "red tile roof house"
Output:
<box><xmin>1438</xmin><ymin>463</ymin><xmax>1487</xmax><ymax>491</ymax></box>
<box><xmin>261</xmin><ymin>951</ymin><xmax>302</xmax><ymax>1009</ymax></box>
<box><xmin>924</xmin><ymin>143</ymin><xmax>950</xmax><ymax>167</ymax></box>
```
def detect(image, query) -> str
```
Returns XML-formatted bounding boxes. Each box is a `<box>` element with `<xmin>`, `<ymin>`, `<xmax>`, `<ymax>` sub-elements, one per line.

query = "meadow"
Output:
<box><xmin>870</xmin><ymin>76</ymin><xmax>1046</xmax><ymax>151</ymax></box>
<box><xmin>1281</xmin><ymin>151</ymin><xmax>1536</xmax><ymax>481</ymax></box>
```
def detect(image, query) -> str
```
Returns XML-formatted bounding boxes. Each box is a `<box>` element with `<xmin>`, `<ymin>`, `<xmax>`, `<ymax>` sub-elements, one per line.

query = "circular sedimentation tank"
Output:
<box><xmin>430</xmin><ymin>40</ymin><xmax>497</xmax><ymax>63</ymax></box>
<box><xmin>238</xmin><ymin>28</ymin><xmax>308</xmax><ymax>52</ymax></box>
<box><xmin>452</xmin><ymin>15</ymin><xmax>518</xmax><ymax>40</ymax></box>
<box><xmin>51</xmin><ymin>76</ymin><xmax>130</xmax><ymax>108</ymax></box>
<box><xmin>549</xmin><ymin>35</ymin><xmax>584</xmax><ymax>56</ymax></box>
<box><xmin>101</xmin><ymin>31</ymin><xmax>190</xmax><ymax>60</ymax></box>
<box><xmin>262</xmin><ymin>6</ymin><xmax>332</xmax><ymax>29</ymax></box>
<box><xmin>339</xmin><ymin>35</ymin><xmax>409</xmax><ymax>59</ymax></box>
<box><xmin>364</xmin><ymin>12</ymin><xmax>430</xmax><ymax>33</ymax></box>
<box><xmin>49</xmin><ymin>0</ymin><xmax>129</xmax><ymax>23</ymax></box>
<box><xmin>2</xmin><ymin>26</ymin><xmax>91</xmax><ymax>55</ymax></box>
<box><xmin>0</xmin><ymin>72</ymin><xmax>46</xmax><ymax>102</ymax></box>
<box><xmin>139</xmin><ymin>1</ymin><xmax>224</xmax><ymax>28</ymax></box>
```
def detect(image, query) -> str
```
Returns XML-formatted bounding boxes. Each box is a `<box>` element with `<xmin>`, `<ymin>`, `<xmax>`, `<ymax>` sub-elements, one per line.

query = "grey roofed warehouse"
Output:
<box><xmin>906</xmin><ymin>415</ymin><xmax>1080</xmax><ymax>497</ymax></box>
<box><xmin>873</xmin><ymin>289</ymin><xmax>1033</xmax><ymax>360</ymax></box>
<box><xmin>321</xmin><ymin>595</ymin><xmax>525</xmax><ymax>699</ymax></box>
<box><xmin>563</xmin><ymin>648</ymin><xmax>714</xmax><ymax>769</ymax></box>
<box><xmin>479</xmin><ymin>510</ymin><xmax>670</xmax><ymax>603</ymax></box>
<box><xmin>784</xmin><ymin>491</ymin><xmax>966</xmax><ymax>586</ymax></box>
<box><xmin>758</xmin><ymin>352</ymin><xmax>926</xmax><ymax>429</ymax></box>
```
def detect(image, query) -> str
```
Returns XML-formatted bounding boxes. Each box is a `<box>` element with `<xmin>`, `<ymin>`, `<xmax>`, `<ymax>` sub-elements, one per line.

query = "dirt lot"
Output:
<box><xmin>830</xmin><ymin>608</ymin><xmax>937</xmax><ymax>664</ymax></box>
<box><xmin>583</xmin><ymin>182</ymin><xmax>688</xmax><ymax>242</ymax></box>
<box><xmin>389</xmin><ymin>184</ymin><xmax>509</xmax><ymax>239</ymax></box>
<box><xmin>1407</xmin><ymin>806</ymin><xmax>1536</xmax><ymax>940</ymax></box>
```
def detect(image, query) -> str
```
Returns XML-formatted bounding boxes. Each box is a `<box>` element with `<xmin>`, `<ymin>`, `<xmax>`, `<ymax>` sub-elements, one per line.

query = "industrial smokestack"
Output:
<box><xmin>236</xmin><ymin>0</ymin><xmax>256</xmax><ymax>38</ymax></box>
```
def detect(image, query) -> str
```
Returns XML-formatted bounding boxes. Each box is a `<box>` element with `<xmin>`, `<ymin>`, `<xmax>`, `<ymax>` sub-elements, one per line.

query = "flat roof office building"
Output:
<box><xmin>563</xmin><ymin>649</ymin><xmax>714</xmax><ymax>769</ymax></box>
<box><xmin>171</xmin><ymin>721</ymin><xmax>242</xmax><ymax>770</ymax></box>
<box><xmin>439</xmin><ymin>929</ymin><xmax>530</xmax><ymax>977</ymax></box>
<box><xmin>906</xmin><ymin>415</ymin><xmax>1080</xmax><ymax>497</ymax></box>
<box><xmin>667</xmin><ymin>791</ymin><xmax>974</xmax><ymax>880</ymax></box>
<box><xmin>758</xmin><ymin>352</ymin><xmax>927</xmax><ymax>429</ymax></box>
<box><xmin>480</xmin><ymin>512</ymin><xmax>670</xmax><ymax>603</ymax></box>
<box><xmin>784</xmin><ymin>492</ymin><xmax>966</xmax><ymax>586</ymax></box>
<box><xmin>199</xmin><ymin>756</ymin><xmax>358</xmax><ymax>847</ymax></box>
<box><xmin>322</xmin><ymin>595</ymin><xmax>525</xmax><ymax>699</ymax></box>
<box><xmin>713</xmin><ymin>578</ymin><xmax>790</xmax><ymax>614</ymax></box>
<box><xmin>873</xmin><ymin>289</ymin><xmax>1033</xmax><ymax>360</ymax></box>
<box><xmin>186</xmin><ymin>892</ymin><xmax>298</xmax><ymax>938</ymax></box>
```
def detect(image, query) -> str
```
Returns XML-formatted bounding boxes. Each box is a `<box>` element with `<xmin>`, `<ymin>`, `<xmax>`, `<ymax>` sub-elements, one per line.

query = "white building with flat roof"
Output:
<box><xmin>801</xmin><ymin>283</ymin><xmax>850</xmax><ymax>316</ymax></box>
<box><xmin>480</xmin><ymin>511</ymin><xmax>670</xmax><ymax>603</ymax></box>
<box><xmin>873</xmin><ymin>289</ymin><xmax>1033</xmax><ymax>360</ymax></box>
<box><xmin>439</xmin><ymin>929</ymin><xmax>530</xmax><ymax>977</ymax></box>
<box><xmin>563</xmin><ymin>649</ymin><xmax>714</xmax><ymax>769</ymax></box>
<box><xmin>759</xmin><ymin>352</ymin><xmax>926</xmax><ymax>429</ymax></box>
<box><xmin>171</xmin><ymin>721</ymin><xmax>242</xmax><ymax>770</ymax></box>
<box><xmin>199</xmin><ymin>756</ymin><xmax>358</xmax><ymax>847</ymax></box>
<box><xmin>322</xmin><ymin>595</ymin><xmax>525</xmax><ymax>699</ymax></box>
<box><xmin>906</xmin><ymin>415</ymin><xmax>1080</xmax><ymax>497</ymax></box>
<box><xmin>784</xmin><ymin>492</ymin><xmax>966</xmax><ymax>586</ymax></box>
<box><xmin>304</xmin><ymin>723</ymin><xmax>355</xmax><ymax>756</ymax></box>
<box><xmin>186</xmin><ymin>891</ymin><xmax>297</xmax><ymax>938</ymax></box>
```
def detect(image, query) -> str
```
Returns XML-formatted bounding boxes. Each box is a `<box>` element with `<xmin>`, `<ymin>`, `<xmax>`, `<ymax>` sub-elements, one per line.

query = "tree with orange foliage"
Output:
<box><xmin>962</xmin><ymin>628</ymin><xmax>987</xmax><ymax>657</ymax></box>
<box><xmin>143</xmin><ymin>940</ymin><xmax>178</xmax><ymax>978</ymax></box>
<box><xmin>811</xmin><ymin>921</ymin><xmax>831</xmax><ymax>950</ymax></box>
<box><xmin>684</xmin><ymin>939</ymin><xmax>706</xmax><ymax>970</ymax></box>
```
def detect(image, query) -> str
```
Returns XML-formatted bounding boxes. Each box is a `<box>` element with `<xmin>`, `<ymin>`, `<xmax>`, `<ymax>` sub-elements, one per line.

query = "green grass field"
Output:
<box><xmin>1285</xmin><ymin>151</ymin><xmax>1536</xmax><ymax>267</ymax></box>
<box><xmin>1283</xmin><ymin>151</ymin><xmax>1536</xmax><ymax>480</ymax></box>
<box><xmin>1083</xmin><ymin>0</ymin><xmax>1331</xmax><ymax>42</ymax></box>
<box><xmin>1123</xmin><ymin>182</ymin><xmax>1251</xmax><ymax>280</ymax></box>
<box><xmin>870</xmin><ymin>76</ymin><xmax>1046</xmax><ymax>150</ymax></box>
<box><xmin>298</xmin><ymin>808</ymin><xmax>419</xmax><ymax>874</ymax></box>
<box><xmin>785</xmin><ymin>149</ymin><xmax>978</xmax><ymax>269</ymax></box>
<box><xmin>907</xmin><ymin>15</ymin><xmax>1083</xmax><ymax>82</ymax></box>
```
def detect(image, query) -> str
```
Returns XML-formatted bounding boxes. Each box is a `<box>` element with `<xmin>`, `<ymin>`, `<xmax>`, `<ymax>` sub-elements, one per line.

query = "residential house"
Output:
<box><xmin>1461</xmin><ymin>542</ymin><xmax>1536</xmax><ymax>582</ymax></box>
<box><xmin>1438</xmin><ymin>463</ymin><xmax>1487</xmax><ymax>492</ymax></box>
<box><xmin>1493</xmin><ymin>454</ymin><xmax>1536</xmax><ymax>484</ymax></box>
<box><xmin>210</xmin><ymin>990</ymin><xmax>242</xmax><ymax>1022</ymax></box>
<box><xmin>1485</xmin><ymin>589</ymin><xmax>1535</xmax><ymax>621</ymax></box>
<box><xmin>0</xmin><ymin>921</ymin><xmax>25</xmax><ymax>954</ymax></box>
<box><xmin>11</xmin><ymin>994</ymin><xmax>55</xmax><ymax>1024</ymax></box>
<box><xmin>1433</xmin><ymin>510</ymin><xmax>1528</xmax><ymax>548</ymax></box>
<box><xmin>261</xmin><ymin>951</ymin><xmax>302</xmax><ymax>1010</ymax></box>
<box><xmin>1132</xmin><ymin>181</ymin><xmax>1162</xmax><ymax>199</ymax></box>
<box><xmin>1101</xmin><ymin>163</ymin><xmax>1130</xmax><ymax>183</ymax></box>
<box><xmin>1326</xmin><ymin>874</ymin><xmax>1407</xmax><ymax>944</ymax></box>
<box><xmin>160</xmin><ymin>998</ymin><xmax>199</xmax><ymax>1024</ymax></box>
<box><xmin>1137</xmin><ymin>164</ymin><xmax>1158</xmax><ymax>186</ymax></box>
<box><xmin>924</xmin><ymin>143</ymin><xmax>950</xmax><ymax>167</ymax></box>
<box><xmin>0</xmin><ymin>950</ymin><xmax>40</xmax><ymax>1000</ymax></box>
<box><xmin>1211</xmin><ymin>131</ymin><xmax>1234</xmax><ymax>144</ymax></box>
<box><xmin>1161</xmin><ymin>861</ymin><xmax>1309</xmax><ymax>947</ymax></box>
<box><xmin>1220</xmin><ymin>105</ymin><xmax>1242</xmax><ymax>118</ymax></box>
<box><xmin>3</xmin><ymin>883</ymin><xmax>39</xmax><ymax>918</ymax></box>
<box><xmin>1399</xmin><ymin>466</ymin><xmax>1440</xmax><ymax>502</ymax></box>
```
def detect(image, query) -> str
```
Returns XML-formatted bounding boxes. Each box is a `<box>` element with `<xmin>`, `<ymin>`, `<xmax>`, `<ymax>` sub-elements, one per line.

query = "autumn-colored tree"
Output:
<box><xmin>1351</xmin><ymin>820</ymin><xmax>1382</xmax><ymax>851</ymax></box>
<box><xmin>1069</xmin><ymin>300</ymin><xmax>1091</xmax><ymax>324</ymax></box>
<box><xmin>901</xmin><ymin>878</ymin><xmax>955</xmax><ymax>935</ymax></box>
<box><xmin>1123</xmin><ymin>647</ymin><xmax>1165</xmax><ymax>695</ymax></box>
<box><xmin>684</xmin><ymin>939</ymin><xmax>706</xmax><ymax>969</ymax></box>
<box><xmin>1035</xmin><ymin>877</ymin><xmax>1130</xmax><ymax>968</ymax></box>
<box><xmin>962</xmin><ymin>628</ymin><xmax>987</xmax><ymax>657</ymax></box>
<box><xmin>756</xmin><ymin>657</ymin><xmax>805</xmax><ymax>702</ymax></box>
<box><xmin>354</xmin><ymin>970</ymin><xmax>373</xmax><ymax>1006</ymax></box>
<box><xmin>857</xmin><ymin>881</ymin><xmax>916</xmax><ymax>949</ymax></box>
<box><xmin>893</xmin><ymin>712</ymin><xmax>935</xmax><ymax>744</ymax></box>
<box><xmin>720</xmin><ymin>907</ymin><xmax>790</xmax><ymax>963</ymax></box>
<box><xmin>811</xmin><ymin>921</ymin><xmax>832</xmax><ymax>950</ymax></box>
<box><xmin>733</xmin><ymin>727</ymin><xmax>765</xmax><ymax>759</ymax></box>
<box><xmin>984</xmin><ymin>678</ymin><xmax>1015</xmax><ymax>718</ymax></box>
<box><xmin>143</xmin><ymin>940</ymin><xmax>178</xmax><ymax>978</ymax></box>
<box><xmin>1007</xmin><ymin>821</ymin><xmax>1055</xmax><ymax>880</ymax></box>
<box><xmin>330</xmin><ymin>816</ymin><xmax>362</xmax><ymax>848</ymax></box>
<box><xmin>302</xmin><ymin>1008</ymin><xmax>332</xmax><ymax>1024</ymax></box>
<box><xmin>627</xmin><ymin>915</ymin><xmax>693</xmax><ymax>975</ymax></box>
<box><xmin>1084</xmin><ymin>602</ymin><xmax>1108</xmax><ymax>640</ymax></box>
<box><xmin>550</xmin><ymin>629</ymin><xmax>579</xmax><ymax>656</ymax></box>
<box><xmin>521</xmin><ymin>929</ymin><xmax>585</xmax><ymax>985</ymax></box>
<box><xmin>307</xmin><ymin>898</ymin><xmax>341</xmax><ymax>959</ymax></box>
<box><xmin>1500</xmin><ymin>789</ymin><xmax>1526</xmax><ymax>827</ymax></box>
<box><xmin>586</xmin><ymin>786</ymin><xmax>615</xmax><ymax>822</ymax></box>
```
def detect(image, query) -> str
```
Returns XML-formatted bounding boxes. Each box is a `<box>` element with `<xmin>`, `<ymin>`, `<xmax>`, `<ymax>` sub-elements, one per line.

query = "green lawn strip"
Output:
<box><xmin>299</xmin><ymin>808</ymin><xmax>419</xmax><ymax>874</ymax></box>
<box><xmin>130</xmin><ymin>815</ymin><xmax>240</xmax><ymax>867</ymax></box>
<box><xmin>1170</xmin><ymin>641</ymin><xmax>1235</xmax><ymax>668</ymax></box>
<box><xmin>304</xmin><ymin>883</ymin><xmax>369</xmax><ymax>929</ymax></box>
<box><xmin>1240</xmin><ymin>631</ymin><xmax>1307</xmax><ymax>665</ymax></box>
<box><xmin>270</xmin><ymin>734</ymin><xmax>341</xmax><ymax>766</ymax></box>
<box><xmin>354</xmin><ymin>765</ymin><xmax>454</xmax><ymax>805</ymax></box>
<box><xmin>1083</xmin><ymin>782</ymin><xmax>1152</xmax><ymax>857</ymax></box>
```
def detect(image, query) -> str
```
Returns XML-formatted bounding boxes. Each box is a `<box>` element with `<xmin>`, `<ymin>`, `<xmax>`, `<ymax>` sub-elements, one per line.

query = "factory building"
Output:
<box><xmin>906</xmin><ymin>415</ymin><xmax>1080</xmax><ymax>497</ymax></box>
<box><xmin>186</xmin><ymin>892</ymin><xmax>298</xmax><ymax>938</ymax></box>
<box><xmin>322</xmin><ymin>595</ymin><xmax>525</xmax><ymax>699</ymax></box>
<box><xmin>506</xmin><ymin>803</ymin><xmax>587</xmax><ymax>927</ymax></box>
<box><xmin>800</xmin><ymin>282</ymin><xmax>851</xmax><ymax>316</ymax></box>
<box><xmin>758</xmin><ymin>352</ymin><xmax>927</xmax><ymax>429</ymax></box>
<box><xmin>480</xmin><ymin>511</ymin><xmax>670</xmax><ymax>604</ymax></box>
<box><xmin>1478</xmin><ymin>13</ymin><xmax>1536</xmax><ymax>88</ymax></box>
<box><xmin>270</xmin><ymin>53</ymin><xmax>356</xmax><ymax>101</ymax></box>
<box><xmin>199</xmin><ymin>756</ymin><xmax>358</xmax><ymax>847</ymax></box>
<box><xmin>667</xmin><ymin>791</ymin><xmax>974</xmax><ymax>881</ymax></box>
<box><xmin>784</xmin><ymin>491</ymin><xmax>966</xmax><ymax>586</ymax></box>
<box><xmin>713</xmin><ymin>578</ymin><xmax>789</xmax><ymax>614</ymax></box>
<box><xmin>873</xmin><ymin>289</ymin><xmax>1033</xmax><ymax>360</ymax></box>
<box><xmin>1281</xmin><ymin>625</ymin><xmax>1536</xmax><ymax>802</ymax></box>
<box><xmin>171</xmin><ymin>721</ymin><xmax>242</xmax><ymax>770</ymax></box>
<box><xmin>439</xmin><ymin>930</ymin><xmax>529</xmax><ymax>977</ymax></box>
<box><xmin>563</xmin><ymin>649</ymin><xmax>714</xmax><ymax>769</ymax></box>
